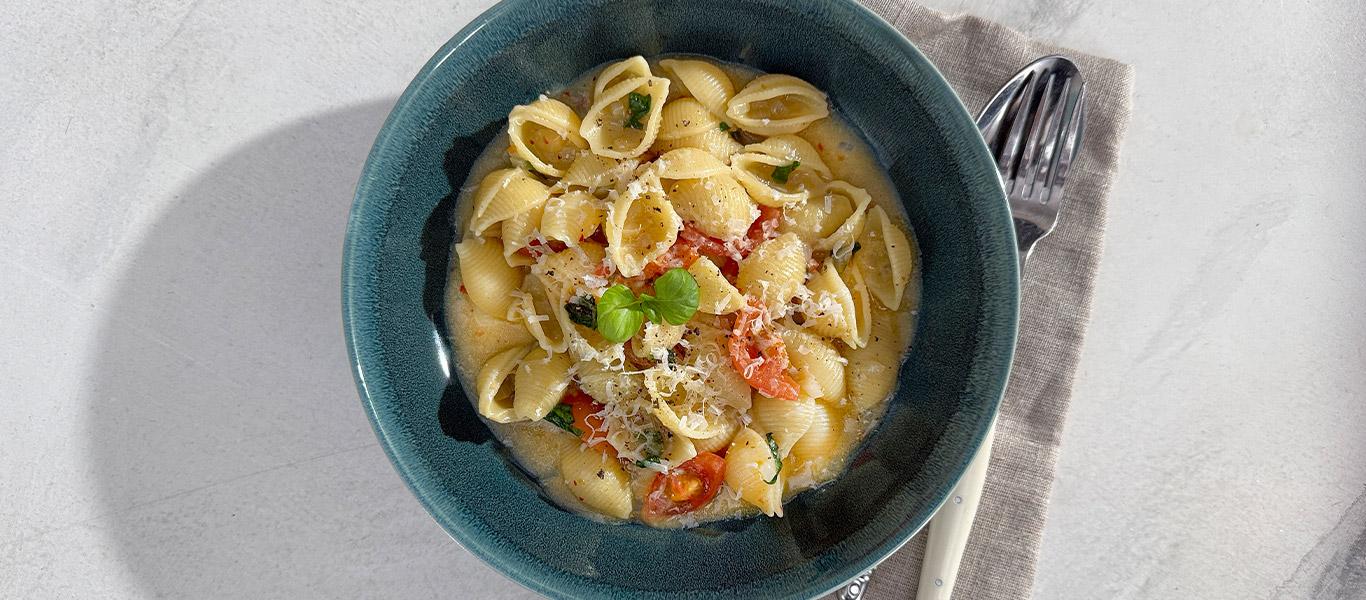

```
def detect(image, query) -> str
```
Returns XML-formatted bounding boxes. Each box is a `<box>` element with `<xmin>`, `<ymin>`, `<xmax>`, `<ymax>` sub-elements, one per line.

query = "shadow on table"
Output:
<box><xmin>83</xmin><ymin>102</ymin><xmax>534</xmax><ymax>598</ymax></box>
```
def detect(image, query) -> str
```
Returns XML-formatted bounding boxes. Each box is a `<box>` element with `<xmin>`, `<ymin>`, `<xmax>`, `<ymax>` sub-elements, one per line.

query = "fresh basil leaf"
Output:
<box><xmin>718</xmin><ymin>121</ymin><xmax>731</xmax><ymax>131</ymax></box>
<box><xmin>545</xmin><ymin>403</ymin><xmax>582</xmax><ymax>436</ymax></box>
<box><xmin>647</xmin><ymin>268</ymin><xmax>700</xmax><ymax>325</ymax></box>
<box><xmin>626</xmin><ymin>92</ymin><xmax>652</xmax><ymax>129</ymax></box>
<box><xmin>564</xmin><ymin>294</ymin><xmax>597</xmax><ymax>328</ymax></box>
<box><xmin>637</xmin><ymin>294</ymin><xmax>662</xmax><ymax>324</ymax></box>
<box><xmin>596</xmin><ymin>284</ymin><xmax>643</xmax><ymax>343</ymax></box>
<box><xmin>763</xmin><ymin>432</ymin><xmax>783</xmax><ymax>485</ymax></box>
<box><xmin>770</xmin><ymin>160</ymin><xmax>800</xmax><ymax>184</ymax></box>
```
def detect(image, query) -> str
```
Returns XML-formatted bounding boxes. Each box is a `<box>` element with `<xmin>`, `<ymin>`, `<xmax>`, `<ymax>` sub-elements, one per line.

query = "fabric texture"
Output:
<box><xmin>837</xmin><ymin>2</ymin><xmax>1136</xmax><ymax>599</ymax></box>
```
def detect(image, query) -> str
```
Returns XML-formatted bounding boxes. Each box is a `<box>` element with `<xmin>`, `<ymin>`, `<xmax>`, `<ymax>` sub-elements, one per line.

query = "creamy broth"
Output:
<box><xmin>444</xmin><ymin>55</ymin><xmax>918</xmax><ymax>527</ymax></box>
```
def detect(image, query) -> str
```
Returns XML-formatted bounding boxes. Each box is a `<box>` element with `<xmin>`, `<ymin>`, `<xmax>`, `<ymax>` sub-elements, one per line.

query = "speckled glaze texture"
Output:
<box><xmin>341</xmin><ymin>0</ymin><xmax>1018</xmax><ymax>597</ymax></box>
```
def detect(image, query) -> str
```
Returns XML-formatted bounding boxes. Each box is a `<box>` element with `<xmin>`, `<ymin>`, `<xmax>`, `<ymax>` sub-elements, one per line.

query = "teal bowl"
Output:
<box><xmin>342</xmin><ymin>0</ymin><xmax>1018</xmax><ymax>597</ymax></box>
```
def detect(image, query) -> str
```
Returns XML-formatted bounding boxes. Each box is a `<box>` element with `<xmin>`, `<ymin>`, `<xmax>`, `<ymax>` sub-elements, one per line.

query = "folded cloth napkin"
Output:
<box><xmin>832</xmin><ymin>2</ymin><xmax>1136</xmax><ymax>599</ymax></box>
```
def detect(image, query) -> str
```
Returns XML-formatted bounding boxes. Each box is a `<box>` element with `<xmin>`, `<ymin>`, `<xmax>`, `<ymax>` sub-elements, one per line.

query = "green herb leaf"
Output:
<box><xmin>771</xmin><ymin>160</ymin><xmax>800</xmax><ymax>184</ymax></box>
<box><xmin>644</xmin><ymin>268</ymin><xmax>700</xmax><ymax>325</ymax></box>
<box><xmin>565</xmin><ymin>294</ymin><xmax>597</xmax><ymax>328</ymax></box>
<box><xmin>718</xmin><ymin>121</ymin><xmax>731</xmax><ymax>132</ymax></box>
<box><xmin>635</xmin><ymin>430</ymin><xmax>664</xmax><ymax>467</ymax></box>
<box><xmin>763</xmin><ymin>432</ymin><xmax>783</xmax><ymax>484</ymax></box>
<box><xmin>626</xmin><ymin>92</ymin><xmax>652</xmax><ymax>129</ymax></box>
<box><xmin>596</xmin><ymin>284</ymin><xmax>644</xmax><ymax>343</ymax></box>
<box><xmin>639</xmin><ymin>302</ymin><xmax>661</xmax><ymax>325</ymax></box>
<box><xmin>545</xmin><ymin>403</ymin><xmax>582</xmax><ymax>436</ymax></box>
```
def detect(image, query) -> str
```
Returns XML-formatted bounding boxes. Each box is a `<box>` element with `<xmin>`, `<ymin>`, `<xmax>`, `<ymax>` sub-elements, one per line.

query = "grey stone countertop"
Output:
<box><xmin>2</xmin><ymin>1</ymin><xmax>1363</xmax><ymax>598</ymax></box>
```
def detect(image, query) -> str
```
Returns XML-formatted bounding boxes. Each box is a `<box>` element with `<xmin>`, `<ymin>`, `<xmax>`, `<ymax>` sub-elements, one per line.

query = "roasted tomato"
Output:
<box><xmin>642</xmin><ymin>452</ymin><xmax>726</xmax><ymax>522</ymax></box>
<box><xmin>727</xmin><ymin>296</ymin><xmax>800</xmax><ymax>401</ymax></box>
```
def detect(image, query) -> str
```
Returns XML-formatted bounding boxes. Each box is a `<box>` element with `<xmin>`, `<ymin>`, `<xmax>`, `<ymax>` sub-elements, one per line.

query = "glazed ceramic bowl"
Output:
<box><xmin>342</xmin><ymin>0</ymin><xmax>1017</xmax><ymax>597</ymax></box>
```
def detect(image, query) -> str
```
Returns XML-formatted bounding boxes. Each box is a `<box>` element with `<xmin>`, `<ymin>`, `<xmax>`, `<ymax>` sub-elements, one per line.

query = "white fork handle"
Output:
<box><xmin>916</xmin><ymin>424</ymin><xmax>996</xmax><ymax>600</ymax></box>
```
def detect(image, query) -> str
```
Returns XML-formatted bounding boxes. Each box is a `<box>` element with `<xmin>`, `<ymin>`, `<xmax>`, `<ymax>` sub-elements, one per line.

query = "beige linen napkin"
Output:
<box><xmin>836</xmin><ymin>2</ymin><xmax>1136</xmax><ymax>599</ymax></box>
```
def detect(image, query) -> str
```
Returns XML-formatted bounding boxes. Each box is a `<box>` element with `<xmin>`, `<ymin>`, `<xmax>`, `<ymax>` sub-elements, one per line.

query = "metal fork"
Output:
<box><xmin>839</xmin><ymin>56</ymin><xmax>1087</xmax><ymax>600</ymax></box>
<box><xmin>980</xmin><ymin>55</ymin><xmax>1087</xmax><ymax>270</ymax></box>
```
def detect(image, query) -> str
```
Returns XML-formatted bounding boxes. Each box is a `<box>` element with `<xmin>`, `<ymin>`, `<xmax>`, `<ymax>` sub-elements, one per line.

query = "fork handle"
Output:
<box><xmin>916</xmin><ymin>423</ymin><xmax>996</xmax><ymax>599</ymax></box>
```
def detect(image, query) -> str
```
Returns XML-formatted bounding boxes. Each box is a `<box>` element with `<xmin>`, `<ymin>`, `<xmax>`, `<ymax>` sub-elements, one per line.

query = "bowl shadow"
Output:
<box><xmin>82</xmin><ymin>101</ymin><xmax>536</xmax><ymax>599</ymax></box>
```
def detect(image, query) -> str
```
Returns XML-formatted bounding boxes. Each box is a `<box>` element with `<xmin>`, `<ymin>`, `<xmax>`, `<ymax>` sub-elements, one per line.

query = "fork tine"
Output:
<box><xmin>1015</xmin><ymin>73</ymin><xmax>1058</xmax><ymax>201</ymax></box>
<box><xmin>1030</xmin><ymin>75</ymin><xmax>1070</xmax><ymax>204</ymax></box>
<box><xmin>997</xmin><ymin>72</ymin><xmax>1041</xmax><ymax>192</ymax></box>
<box><xmin>1046</xmin><ymin>82</ymin><xmax>1087</xmax><ymax>206</ymax></box>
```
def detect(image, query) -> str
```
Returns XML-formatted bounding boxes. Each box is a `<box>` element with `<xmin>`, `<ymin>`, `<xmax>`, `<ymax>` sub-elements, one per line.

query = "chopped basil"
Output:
<box><xmin>626</xmin><ymin>92</ymin><xmax>652</xmax><ymax>129</ymax></box>
<box><xmin>763</xmin><ymin>432</ymin><xmax>783</xmax><ymax>484</ymax></box>
<box><xmin>771</xmin><ymin>160</ymin><xmax>800</xmax><ymax>184</ymax></box>
<box><xmin>565</xmin><ymin>294</ymin><xmax>597</xmax><ymax>328</ymax></box>
<box><xmin>545</xmin><ymin>403</ymin><xmax>582</xmax><ymax>436</ymax></box>
<box><xmin>718</xmin><ymin>121</ymin><xmax>731</xmax><ymax>131</ymax></box>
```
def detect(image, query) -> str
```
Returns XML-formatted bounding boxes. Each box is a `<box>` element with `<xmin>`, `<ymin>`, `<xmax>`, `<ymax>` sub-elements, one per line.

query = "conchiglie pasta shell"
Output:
<box><xmin>475</xmin><ymin>344</ymin><xmax>533</xmax><ymax>423</ymax></box>
<box><xmin>816</xmin><ymin>181</ymin><xmax>872</xmax><ymax>258</ymax></box>
<box><xmin>800</xmin><ymin>259</ymin><xmax>859</xmax><ymax>348</ymax></box>
<box><xmin>507</xmin><ymin>96</ymin><xmax>587</xmax><ymax>177</ymax></box>
<box><xmin>730</xmin><ymin>152</ymin><xmax>822</xmax><ymax>207</ymax></box>
<box><xmin>665</xmin><ymin>174</ymin><xmax>757</xmax><ymax>240</ymax></box>
<box><xmin>605</xmin><ymin>173</ymin><xmax>681</xmax><ymax>277</ymax></box>
<box><xmin>852</xmin><ymin>205</ymin><xmax>915</xmax><ymax>310</ymax></box>
<box><xmin>562</xmin><ymin>153</ymin><xmax>636</xmax><ymax>191</ymax></box>
<box><xmin>742</xmin><ymin>135</ymin><xmax>831</xmax><ymax>179</ymax></box>
<box><xmin>737</xmin><ymin>232</ymin><xmax>810</xmax><ymax>316</ymax></box>
<box><xmin>512</xmin><ymin>274</ymin><xmax>573</xmax><ymax>353</ymax></box>
<box><xmin>468</xmin><ymin>168</ymin><xmax>551</xmax><ymax>236</ymax></box>
<box><xmin>512</xmin><ymin>347</ymin><xmax>573</xmax><ymax>421</ymax></box>
<box><xmin>661</xmin><ymin>430</ymin><xmax>698</xmax><ymax>468</ymax></box>
<box><xmin>540</xmin><ymin>191</ymin><xmax>605</xmax><ymax>246</ymax></box>
<box><xmin>790</xmin><ymin>400</ymin><xmax>844</xmax><ymax>476</ymax></box>
<box><xmin>592</xmin><ymin>56</ymin><xmax>653</xmax><ymax>102</ymax></box>
<box><xmin>654</xmin><ymin>97</ymin><xmax>716</xmax><ymax>141</ymax></box>
<box><xmin>689</xmin><ymin>408</ymin><xmax>743</xmax><ymax>454</ymax></box>
<box><xmin>560</xmin><ymin>446</ymin><xmax>633</xmax><ymax>519</ymax></box>
<box><xmin>659</xmin><ymin>58</ymin><xmax>735</xmax><ymax>117</ymax></box>
<box><xmin>653</xmin><ymin>127</ymin><xmax>743</xmax><ymax>164</ymax></box>
<box><xmin>688</xmin><ymin>257</ymin><xmax>745</xmax><ymax>315</ymax></box>
<box><xmin>500</xmin><ymin>203</ymin><xmax>544</xmax><ymax>266</ymax></box>
<box><xmin>780</xmin><ymin>186</ymin><xmax>855</xmax><ymax>245</ymax></box>
<box><xmin>845</xmin><ymin>303</ymin><xmax>902</xmax><ymax>412</ymax></box>
<box><xmin>726</xmin><ymin>73</ymin><xmax>830</xmax><ymax>135</ymax></box>
<box><xmin>533</xmin><ymin>242</ymin><xmax>606</xmax><ymax>304</ymax></box>
<box><xmin>780</xmin><ymin>326</ymin><xmax>846</xmax><ymax>402</ymax></box>
<box><xmin>653</xmin><ymin>147</ymin><xmax>729</xmax><ymax>180</ymax></box>
<box><xmin>724</xmin><ymin>427</ymin><xmax>785</xmax><ymax>516</ymax></box>
<box><xmin>580</xmin><ymin>76</ymin><xmax>670</xmax><ymax>159</ymax></box>
<box><xmin>455</xmin><ymin>236</ymin><xmax>522</xmax><ymax>321</ymax></box>
<box><xmin>575</xmin><ymin>359</ymin><xmax>643</xmax><ymax>405</ymax></box>
<box><xmin>843</xmin><ymin>260</ymin><xmax>873</xmax><ymax>348</ymax></box>
<box><xmin>749</xmin><ymin>395</ymin><xmax>815</xmax><ymax>457</ymax></box>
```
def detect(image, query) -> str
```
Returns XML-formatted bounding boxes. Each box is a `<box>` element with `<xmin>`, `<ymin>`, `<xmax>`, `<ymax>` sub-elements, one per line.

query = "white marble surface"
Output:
<box><xmin>3</xmin><ymin>1</ymin><xmax>1364</xmax><ymax>598</ymax></box>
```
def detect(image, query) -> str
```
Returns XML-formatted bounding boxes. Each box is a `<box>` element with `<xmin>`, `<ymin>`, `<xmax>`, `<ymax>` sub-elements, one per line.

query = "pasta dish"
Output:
<box><xmin>446</xmin><ymin>56</ymin><xmax>918</xmax><ymax>527</ymax></box>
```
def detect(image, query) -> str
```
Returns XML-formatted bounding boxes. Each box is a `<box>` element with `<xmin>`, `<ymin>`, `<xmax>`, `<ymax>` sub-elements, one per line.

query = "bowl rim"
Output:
<box><xmin>342</xmin><ymin>0</ymin><xmax>1018</xmax><ymax>597</ymax></box>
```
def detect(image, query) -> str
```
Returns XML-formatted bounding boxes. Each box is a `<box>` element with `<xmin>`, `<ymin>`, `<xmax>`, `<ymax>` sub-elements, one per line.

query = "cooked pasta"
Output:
<box><xmin>444</xmin><ymin>55</ymin><xmax>918</xmax><ymax>528</ymax></box>
<box><xmin>604</xmin><ymin>171</ymin><xmax>681</xmax><ymax>277</ymax></box>
<box><xmin>540</xmin><ymin>191</ymin><xmax>605</xmax><ymax>245</ymax></box>
<box><xmin>580</xmin><ymin>76</ymin><xmax>671</xmax><ymax>159</ymax></box>
<box><xmin>724</xmin><ymin>427</ymin><xmax>785</xmax><ymax>517</ymax></box>
<box><xmin>475</xmin><ymin>344</ymin><xmax>533</xmax><ymax>423</ymax></box>
<box><xmin>658</xmin><ymin>58</ymin><xmax>734</xmax><ymax>117</ymax></box>
<box><xmin>737</xmin><ymin>232</ymin><xmax>809</xmax><ymax>315</ymax></box>
<box><xmin>726</xmin><ymin>74</ymin><xmax>830</xmax><ymax>135</ymax></box>
<box><xmin>507</xmin><ymin>96</ymin><xmax>587</xmax><ymax>177</ymax></box>
<box><xmin>853</xmin><ymin>205</ymin><xmax>916</xmax><ymax>310</ymax></box>
<box><xmin>468</xmin><ymin>168</ymin><xmax>551</xmax><ymax>236</ymax></box>
<box><xmin>454</xmin><ymin>236</ymin><xmax>522</xmax><ymax>320</ymax></box>
<box><xmin>513</xmin><ymin>348</ymin><xmax>573</xmax><ymax>420</ymax></box>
